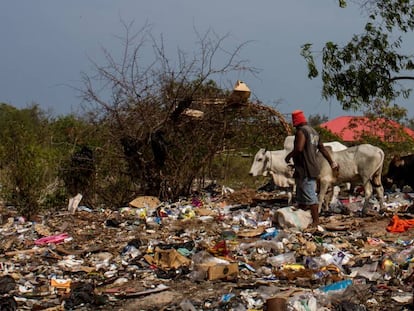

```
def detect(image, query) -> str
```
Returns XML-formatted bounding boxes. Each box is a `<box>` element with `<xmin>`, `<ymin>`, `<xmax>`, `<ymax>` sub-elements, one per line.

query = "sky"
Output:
<box><xmin>1</xmin><ymin>1</ymin><xmax>411</xmax><ymax>120</ymax></box>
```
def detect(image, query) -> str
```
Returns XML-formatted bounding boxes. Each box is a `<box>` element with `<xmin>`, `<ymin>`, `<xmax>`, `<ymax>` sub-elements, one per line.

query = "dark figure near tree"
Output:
<box><xmin>384</xmin><ymin>154</ymin><xmax>414</xmax><ymax>191</ymax></box>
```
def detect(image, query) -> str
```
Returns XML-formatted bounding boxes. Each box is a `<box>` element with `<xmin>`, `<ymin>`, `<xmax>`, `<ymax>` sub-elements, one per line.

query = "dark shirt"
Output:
<box><xmin>293</xmin><ymin>125</ymin><xmax>321</xmax><ymax>179</ymax></box>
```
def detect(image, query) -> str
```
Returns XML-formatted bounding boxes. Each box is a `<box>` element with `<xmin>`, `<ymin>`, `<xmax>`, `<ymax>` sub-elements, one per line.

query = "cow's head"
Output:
<box><xmin>249</xmin><ymin>148</ymin><xmax>270</xmax><ymax>176</ymax></box>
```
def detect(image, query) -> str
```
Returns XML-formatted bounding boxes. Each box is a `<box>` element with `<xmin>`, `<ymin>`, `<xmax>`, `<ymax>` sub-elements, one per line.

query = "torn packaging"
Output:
<box><xmin>144</xmin><ymin>247</ymin><xmax>191</xmax><ymax>270</ymax></box>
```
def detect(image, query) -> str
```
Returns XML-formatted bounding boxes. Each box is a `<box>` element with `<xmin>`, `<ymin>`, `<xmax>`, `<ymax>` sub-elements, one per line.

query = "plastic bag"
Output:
<box><xmin>275</xmin><ymin>206</ymin><xmax>312</xmax><ymax>230</ymax></box>
<box><xmin>267</xmin><ymin>252</ymin><xmax>296</xmax><ymax>267</ymax></box>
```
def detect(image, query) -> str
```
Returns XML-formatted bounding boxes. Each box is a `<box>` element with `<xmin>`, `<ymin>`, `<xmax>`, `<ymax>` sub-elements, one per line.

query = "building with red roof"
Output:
<box><xmin>320</xmin><ymin>116</ymin><xmax>414</xmax><ymax>142</ymax></box>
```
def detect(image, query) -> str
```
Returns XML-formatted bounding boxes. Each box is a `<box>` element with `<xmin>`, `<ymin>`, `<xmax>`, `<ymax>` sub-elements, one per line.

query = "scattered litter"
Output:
<box><xmin>0</xmin><ymin>185</ymin><xmax>412</xmax><ymax>310</ymax></box>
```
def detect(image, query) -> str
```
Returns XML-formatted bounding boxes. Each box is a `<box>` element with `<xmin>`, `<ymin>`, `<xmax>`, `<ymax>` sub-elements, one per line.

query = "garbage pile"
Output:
<box><xmin>0</xmin><ymin>187</ymin><xmax>414</xmax><ymax>310</ymax></box>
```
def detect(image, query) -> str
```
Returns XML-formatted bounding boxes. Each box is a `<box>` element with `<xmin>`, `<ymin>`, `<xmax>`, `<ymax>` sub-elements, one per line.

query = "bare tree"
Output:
<box><xmin>79</xmin><ymin>21</ymin><xmax>263</xmax><ymax>203</ymax></box>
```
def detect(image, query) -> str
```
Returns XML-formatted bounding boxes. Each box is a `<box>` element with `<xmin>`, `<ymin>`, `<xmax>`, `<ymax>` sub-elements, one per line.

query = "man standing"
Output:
<box><xmin>284</xmin><ymin>110</ymin><xmax>338</xmax><ymax>227</ymax></box>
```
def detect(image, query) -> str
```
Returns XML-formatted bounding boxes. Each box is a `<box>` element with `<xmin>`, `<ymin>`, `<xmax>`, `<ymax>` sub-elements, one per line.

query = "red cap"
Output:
<box><xmin>292</xmin><ymin>110</ymin><xmax>307</xmax><ymax>126</ymax></box>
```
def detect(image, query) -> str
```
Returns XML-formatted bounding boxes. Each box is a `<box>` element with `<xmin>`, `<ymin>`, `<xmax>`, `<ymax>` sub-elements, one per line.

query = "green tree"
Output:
<box><xmin>302</xmin><ymin>0</ymin><xmax>414</xmax><ymax>112</ymax></box>
<box><xmin>0</xmin><ymin>104</ymin><xmax>57</xmax><ymax>217</ymax></box>
<box><xmin>51</xmin><ymin>115</ymin><xmax>101</xmax><ymax>207</ymax></box>
<box><xmin>308</xmin><ymin>114</ymin><xmax>328</xmax><ymax>127</ymax></box>
<box><xmin>406</xmin><ymin>117</ymin><xmax>414</xmax><ymax>130</ymax></box>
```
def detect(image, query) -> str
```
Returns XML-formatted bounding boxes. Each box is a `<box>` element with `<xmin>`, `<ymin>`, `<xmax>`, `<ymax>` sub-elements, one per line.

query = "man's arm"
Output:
<box><xmin>285</xmin><ymin>130</ymin><xmax>305</xmax><ymax>163</ymax></box>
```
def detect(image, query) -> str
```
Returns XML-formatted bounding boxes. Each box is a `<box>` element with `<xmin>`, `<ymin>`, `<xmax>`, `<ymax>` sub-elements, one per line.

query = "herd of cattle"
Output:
<box><xmin>249</xmin><ymin>136</ymin><xmax>414</xmax><ymax>213</ymax></box>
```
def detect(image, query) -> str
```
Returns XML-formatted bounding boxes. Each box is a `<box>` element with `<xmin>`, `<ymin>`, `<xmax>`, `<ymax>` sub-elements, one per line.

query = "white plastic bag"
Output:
<box><xmin>68</xmin><ymin>193</ymin><xmax>83</xmax><ymax>214</ymax></box>
<box><xmin>275</xmin><ymin>206</ymin><xmax>312</xmax><ymax>230</ymax></box>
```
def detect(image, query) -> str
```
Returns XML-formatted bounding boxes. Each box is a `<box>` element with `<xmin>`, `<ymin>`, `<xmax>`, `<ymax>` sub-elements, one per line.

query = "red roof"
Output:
<box><xmin>320</xmin><ymin>116</ymin><xmax>414</xmax><ymax>142</ymax></box>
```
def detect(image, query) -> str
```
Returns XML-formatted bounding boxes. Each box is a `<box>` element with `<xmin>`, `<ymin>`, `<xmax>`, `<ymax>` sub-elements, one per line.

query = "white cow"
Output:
<box><xmin>249</xmin><ymin>148</ymin><xmax>294</xmax><ymax>188</ymax></box>
<box><xmin>249</xmin><ymin>139</ymin><xmax>347</xmax><ymax>189</ymax></box>
<box><xmin>284</xmin><ymin>136</ymin><xmax>350</xmax><ymax>202</ymax></box>
<box><xmin>249</xmin><ymin>143</ymin><xmax>385</xmax><ymax>213</ymax></box>
<box><xmin>284</xmin><ymin>135</ymin><xmax>347</xmax><ymax>153</ymax></box>
<box><xmin>248</xmin><ymin>148</ymin><xmax>295</xmax><ymax>205</ymax></box>
<box><xmin>317</xmin><ymin>144</ymin><xmax>385</xmax><ymax>213</ymax></box>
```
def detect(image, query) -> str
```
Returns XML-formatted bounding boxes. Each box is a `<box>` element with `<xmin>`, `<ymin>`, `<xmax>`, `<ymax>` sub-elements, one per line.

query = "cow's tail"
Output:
<box><xmin>371</xmin><ymin>148</ymin><xmax>385</xmax><ymax>188</ymax></box>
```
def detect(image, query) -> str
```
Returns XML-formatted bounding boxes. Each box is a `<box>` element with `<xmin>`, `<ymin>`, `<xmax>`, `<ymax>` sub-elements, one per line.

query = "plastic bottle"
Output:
<box><xmin>239</xmin><ymin>240</ymin><xmax>284</xmax><ymax>252</ymax></box>
<box><xmin>266</xmin><ymin>252</ymin><xmax>296</xmax><ymax>267</ymax></box>
<box><xmin>319</xmin><ymin>279</ymin><xmax>352</xmax><ymax>293</ymax></box>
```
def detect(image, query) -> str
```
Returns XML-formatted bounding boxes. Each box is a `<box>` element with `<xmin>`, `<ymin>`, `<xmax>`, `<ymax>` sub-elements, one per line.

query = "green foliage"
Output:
<box><xmin>210</xmin><ymin>152</ymin><xmax>265</xmax><ymax>190</ymax></box>
<box><xmin>308</xmin><ymin>114</ymin><xmax>328</xmax><ymax>127</ymax></box>
<box><xmin>2</xmin><ymin>98</ymin><xmax>414</xmax><ymax>217</ymax></box>
<box><xmin>60</xmin><ymin>145</ymin><xmax>95</xmax><ymax>201</ymax></box>
<box><xmin>0</xmin><ymin>104</ymin><xmax>103</xmax><ymax>217</ymax></box>
<box><xmin>41</xmin><ymin>187</ymin><xmax>68</xmax><ymax>212</ymax></box>
<box><xmin>315</xmin><ymin>126</ymin><xmax>345</xmax><ymax>145</ymax></box>
<box><xmin>300</xmin><ymin>44</ymin><xmax>318</xmax><ymax>79</ymax></box>
<box><xmin>302</xmin><ymin>0</ymin><xmax>414</xmax><ymax>113</ymax></box>
<box><xmin>0</xmin><ymin>104</ymin><xmax>57</xmax><ymax>217</ymax></box>
<box><xmin>50</xmin><ymin>115</ymin><xmax>94</xmax><ymax>147</ymax></box>
<box><xmin>374</xmin><ymin>0</ymin><xmax>414</xmax><ymax>32</ymax></box>
<box><xmin>320</xmin><ymin>25</ymin><xmax>410</xmax><ymax>109</ymax></box>
<box><xmin>405</xmin><ymin>117</ymin><xmax>414</xmax><ymax>130</ymax></box>
<box><xmin>363</xmin><ymin>98</ymin><xmax>407</xmax><ymax>121</ymax></box>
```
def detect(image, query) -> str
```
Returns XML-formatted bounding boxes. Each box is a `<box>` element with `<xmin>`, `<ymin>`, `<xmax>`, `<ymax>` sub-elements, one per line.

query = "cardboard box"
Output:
<box><xmin>206</xmin><ymin>263</ymin><xmax>239</xmax><ymax>281</ymax></box>
<box><xmin>144</xmin><ymin>248</ymin><xmax>191</xmax><ymax>270</ymax></box>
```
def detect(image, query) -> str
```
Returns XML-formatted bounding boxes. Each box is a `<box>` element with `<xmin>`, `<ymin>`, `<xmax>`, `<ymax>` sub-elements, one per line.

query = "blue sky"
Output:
<box><xmin>2</xmin><ymin>1</ymin><xmax>409</xmax><ymax>120</ymax></box>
